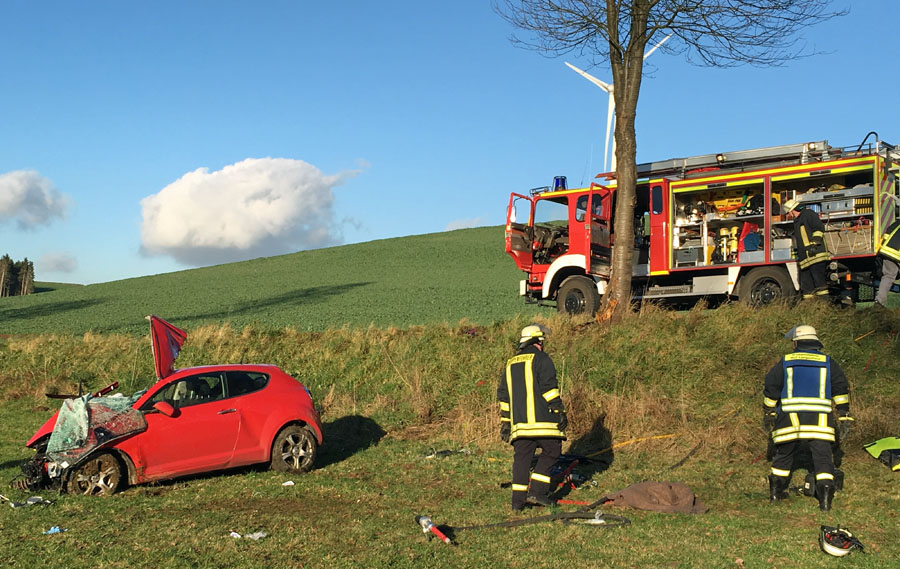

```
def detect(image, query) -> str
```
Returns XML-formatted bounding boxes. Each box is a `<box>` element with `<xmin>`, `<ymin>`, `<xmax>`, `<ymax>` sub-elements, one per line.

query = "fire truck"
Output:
<box><xmin>505</xmin><ymin>133</ymin><xmax>899</xmax><ymax>313</ymax></box>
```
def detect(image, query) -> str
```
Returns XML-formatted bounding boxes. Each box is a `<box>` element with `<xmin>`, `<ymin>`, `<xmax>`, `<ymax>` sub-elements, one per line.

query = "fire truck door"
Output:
<box><xmin>505</xmin><ymin>193</ymin><xmax>533</xmax><ymax>271</ymax></box>
<box><xmin>586</xmin><ymin>186</ymin><xmax>612</xmax><ymax>273</ymax></box>
<box><xmin>649</xmin><ymin>183</ymin><xmax>670</xmax><ymax>273</ymax></box>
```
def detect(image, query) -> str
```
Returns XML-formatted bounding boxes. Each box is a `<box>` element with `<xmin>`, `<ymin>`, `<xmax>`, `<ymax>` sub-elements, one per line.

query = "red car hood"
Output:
<box><xmin>147</xmin><ymin>315</ymin><xmax>187</xmax><ymax>380</ymax></box>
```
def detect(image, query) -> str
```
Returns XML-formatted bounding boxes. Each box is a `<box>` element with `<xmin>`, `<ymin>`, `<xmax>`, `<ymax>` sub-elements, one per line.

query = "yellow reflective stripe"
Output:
<box><xmin>811</xmin><ymin>230</ymin><xmax>825</xmax><ymax>238</ymax></box>
<box><xmin>542</xmin><ymin>388</ymin><xmax>560</xmax><ymax>401</ymax></box>
<box><xmin>773</xmin><ymin>431</ymin><xmax>835</xmax><ymax>443</ymax></box>
<box><xmin>819</xmin><ymin>368</ymin><xmax>827</xmax><ymax>399</ymax></box>
<box><xmin>499</xmin><ymin>401</ymin><xmax>510</xmax><ymax>411</ymax></box>
<box><xmin>525</xmin><ymin>361</ymin><xmax>535</xmax><ymax>423</ymax></box>
<box><xmin>781</xmin><ymin>404</ymin><xmax>833</xmax><ymax>413</ymax></box>
<box><xmin>819</xmin><ymin>413</ymin><xmax>828</xmax><ymax>428</ymax></box>
<box><xmin>785</xmin><ymin>353</ymin><xmax>827</xmax><ymax>363</ymax></box>
<box><xmin>500</xmin><ymin>418</ymin><xmax>511</xmax><ymax>423</ymax></box>
<box><xmin>511</xmin><ymin>484</ymin><xmax>529</xmax><ymax>492</ymax></box>
<box><xmin>771</xmin><ymin>468</ymin><xmax>791</xmax><ymax>477</ymax></box>
<box><xmin>530</xmin><ymin>473</ymin><xmax>551</xmax><ymax>483</ymax></box>
<box><xmin>816</xmin><ymin>473</ymin><xmax>834</xmax><ymax>481</ymax></box>
<box><xmin>800</xmin><ymin>226</ymin><xmax>811</xmax><ymax>247</ymax></box>
<box><xmin>782</xmin><ymin>397</ymin><xmax>831</xmax><ymax>405</ymax></box>
<box><xmin>764</xmin><ymin>397</ymin><xmax>778</xmax><ymax>408</ymax></box>
<box><xmin>507</xmin><ymin>354</ymin><xmax>534</xmax><ymax>365</ymax></box>
<box><xmin>786</xmin><ymin>368</ymin><xmax>793</xmax><ymax>398</ymax></box>
<box><xmin>833</xmin><ymin>394</ymin><xmax>849</xmax><ymax>405</ymax></box>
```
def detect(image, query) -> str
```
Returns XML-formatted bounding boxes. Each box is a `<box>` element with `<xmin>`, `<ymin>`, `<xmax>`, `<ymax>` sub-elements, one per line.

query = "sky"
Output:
<box><xmin>1</xmin><ymin>1</ymin><xmax>897</xmax><ymax>285</ymax></box>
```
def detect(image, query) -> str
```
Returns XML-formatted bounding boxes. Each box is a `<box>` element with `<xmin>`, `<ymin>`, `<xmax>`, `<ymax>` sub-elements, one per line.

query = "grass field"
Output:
<box><xmin>1</xmin><ymin>226</ymin><xmax>539</xmax><ymax>335</ymax></box>
<box><xmin>1</xmin><ymin>229</ymin><xmax>899</xmax><ymax>567</ymax></box>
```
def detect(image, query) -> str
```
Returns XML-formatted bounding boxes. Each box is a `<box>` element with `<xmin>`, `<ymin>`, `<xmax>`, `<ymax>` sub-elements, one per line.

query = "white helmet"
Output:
<box><xmin>785</xmin><ymin>325</ymin><xmax>820</xmax><ymax>343</ymax></box>
<box><xmin>819</xmin><ymin>525</ymin><xmax>864</xmax><ymax>557</ymax></box>
<box><xmin>518</xmin><ymin>324</ymin><xmax>550</xmax><ymax>347</ymax></box>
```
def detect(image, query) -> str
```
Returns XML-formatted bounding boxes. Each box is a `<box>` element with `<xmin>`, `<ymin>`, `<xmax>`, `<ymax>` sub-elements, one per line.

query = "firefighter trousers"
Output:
<box><xmin>511</xmin><ymin>438</ymin><xmax>561</xmax><ymax>509</ymax></box>
<box><xmin>771</xmin><ymin>439</ymin><xmax>835</xmax><ymax>485</ymax></box>
<box><xmin>799</xmin><ymin>262</ymin><xmax>829</xmax><ymax>299</ymax></box>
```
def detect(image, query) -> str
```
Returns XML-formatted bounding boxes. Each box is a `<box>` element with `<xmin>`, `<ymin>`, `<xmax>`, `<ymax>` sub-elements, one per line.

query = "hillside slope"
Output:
<box><xmin>0</xmin><ymin>226</ymin><xmax>539</xmax><ymax>334</ymax></box>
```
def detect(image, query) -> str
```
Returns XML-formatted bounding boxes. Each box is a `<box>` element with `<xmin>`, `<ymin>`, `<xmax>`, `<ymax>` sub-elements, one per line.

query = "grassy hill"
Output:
<box><xmin>0</xmin><ymin>226</ymin><xmax>540</xmax><ymax>335</ymax></box>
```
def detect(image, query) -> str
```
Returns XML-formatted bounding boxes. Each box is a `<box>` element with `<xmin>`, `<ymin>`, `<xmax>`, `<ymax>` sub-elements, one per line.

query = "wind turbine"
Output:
<box><xmin>565</xmin><ymin>34</ymin><xmax>672</xmax><ymax>173</ymax></box>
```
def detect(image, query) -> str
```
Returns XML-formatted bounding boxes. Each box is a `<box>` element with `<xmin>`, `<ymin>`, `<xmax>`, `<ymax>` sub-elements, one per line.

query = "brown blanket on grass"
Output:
<box><xmin>599</xmin><ymin>481</ymin><xmax>708</xmax><ymax>514</ymax></box>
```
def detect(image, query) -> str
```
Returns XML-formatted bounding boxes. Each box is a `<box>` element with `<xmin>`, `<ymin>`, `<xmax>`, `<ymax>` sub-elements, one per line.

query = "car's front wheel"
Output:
<box><xmin>270</xmin><ymin>425</ymin><xmax>317</xmax><ymax>473</ymax></box>
<box><xmin>66</xmin><ymin>452</ymin><xmax>123</xmax><ymax>496</ymax></box>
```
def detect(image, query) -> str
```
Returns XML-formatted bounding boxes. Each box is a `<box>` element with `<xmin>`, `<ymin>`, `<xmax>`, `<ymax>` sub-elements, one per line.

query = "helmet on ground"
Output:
<box><xmin>518</xmin><ymin>324</ymin><xmax>550</xmax><ymax>348</ymax></box>
<box><xmin>785</xmin><ymin>325</ymin><xmax>820</xmax><ymax>343</ymax></box>
<box><xmin>819</xmin><ymin>525</ymin><xmax>864</xmax><ymax>557</ymax></box>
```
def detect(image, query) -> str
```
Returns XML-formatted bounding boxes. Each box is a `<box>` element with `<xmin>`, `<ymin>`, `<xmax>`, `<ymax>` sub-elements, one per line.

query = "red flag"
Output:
<box><xmin>147</xmin><ymin>315</ymin><xmax>187</xmax><ymax>380</ymax></box>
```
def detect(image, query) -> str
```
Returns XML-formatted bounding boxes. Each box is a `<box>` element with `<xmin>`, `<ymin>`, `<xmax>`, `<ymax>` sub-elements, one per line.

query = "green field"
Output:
<box><xmin>1</xmin><ymin>226</ymin><xmax>539</xmax><ymax>335</ymax></box>
<box><xmin>1</xmin><ymin>229</ymin><xmax>899</xmax><ymax>568</ymax></box>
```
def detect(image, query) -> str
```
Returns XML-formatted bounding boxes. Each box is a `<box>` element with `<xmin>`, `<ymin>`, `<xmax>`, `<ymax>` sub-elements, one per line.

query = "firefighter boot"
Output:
<box><xmin>768</xmin><ymin>475</ymin><xmax>789</xmax><ymax>502</ymax></box>
<box><xmin>817</xmin><ymin>483</ymin><xmax>836</xmax><ymax>511</ymax></box>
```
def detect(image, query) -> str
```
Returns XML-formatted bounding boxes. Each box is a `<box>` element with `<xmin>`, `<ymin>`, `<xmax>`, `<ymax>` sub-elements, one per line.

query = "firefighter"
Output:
<box><xmin>497</xmin><ymin>324</ymin><xmax>567</xmax><ymax>511</ymax></box>
<box><xmin>874</xmin><ymin>218</ymin><xmax>900</xmax><ymax>308</ymax></box>
<box><xmin>763</xmin><ymin>325</ymin><xmax>853</xmax><ymax>511</ymax></box>
<box><xmin>784</xmin><ymin>199</ymin><xmax>831</xmax><ymax>300</ymax></box>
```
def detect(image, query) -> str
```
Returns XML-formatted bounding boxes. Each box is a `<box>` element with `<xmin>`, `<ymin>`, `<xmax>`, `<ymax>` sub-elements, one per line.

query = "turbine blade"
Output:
<box><xmin>605</xmin><ymin>100</ymin><xmax>615</xmax><ymax>173</ymax></box>
<box><xmin>643</xmin><ymin>33</ymin><xmax>673</xmax><ymax>60</ymax></box>
<box><xmin>564</xmin><ymin>61</ymin><xmax>612</xmax><ymax>93</ymax></box>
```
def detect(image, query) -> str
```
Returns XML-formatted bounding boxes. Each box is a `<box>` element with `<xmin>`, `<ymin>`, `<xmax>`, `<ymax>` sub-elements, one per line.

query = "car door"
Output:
<box><xmin>135</xmin><ymin>372</ymin><xmax>241</xmax><ymax>480</ymax></box>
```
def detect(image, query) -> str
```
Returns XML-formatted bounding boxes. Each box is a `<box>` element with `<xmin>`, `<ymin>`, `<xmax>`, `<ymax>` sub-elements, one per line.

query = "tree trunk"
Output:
<box><xmin>598</xmin><ymin>7</ymin><xmax>648</xmax><ymax>323</ymax></box>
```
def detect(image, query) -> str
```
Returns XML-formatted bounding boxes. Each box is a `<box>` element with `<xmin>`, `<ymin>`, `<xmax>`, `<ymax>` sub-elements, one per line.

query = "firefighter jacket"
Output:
<box><xmin>793</xmin><ymin>208</ymin><xmax>831</xmax><ymax>269</ymax></box>
<box><xmin>497</xmin><ymin>345</ymin><xmax>566</xmax><ymax>442</ymax></box>
<box><xmin>878</xmin><ymin>219</ymin><xmax>900</xmax><ymax>263</ymax></box>
<box><xmin>763</xmin><ymin>345</ymin><xmax>850</xmax><ymax>444</ymax></box>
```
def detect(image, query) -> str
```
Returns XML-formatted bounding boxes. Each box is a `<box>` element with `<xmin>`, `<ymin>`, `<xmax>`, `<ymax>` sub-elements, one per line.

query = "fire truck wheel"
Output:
<box><xmin>738</xmin><ymin>267</ymin><xmax>796</xmax><ymax>307</ymax></box>
<box><xmin>557</xmin><ymin>276</ymin><xmax>600</xmax><ymax>315</ymax></box>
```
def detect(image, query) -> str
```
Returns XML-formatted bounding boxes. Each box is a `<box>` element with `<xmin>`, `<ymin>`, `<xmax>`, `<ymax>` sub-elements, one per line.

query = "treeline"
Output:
<box><xmin>0</xmin><ymin>255</ymin><xmax>35</xmax><ymax>297</ymax></box>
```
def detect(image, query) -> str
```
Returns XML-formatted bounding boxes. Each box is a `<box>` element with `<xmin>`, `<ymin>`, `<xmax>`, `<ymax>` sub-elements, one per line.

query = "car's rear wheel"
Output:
<box><xmin>66</xmin><ymin>452</ymin><xmax>123</xmax><ymax>496</ymax></box>
<box><xmin>270</xmin><ymin>425</ymin><xmax>317</xmax><ymax>473</ymax></box>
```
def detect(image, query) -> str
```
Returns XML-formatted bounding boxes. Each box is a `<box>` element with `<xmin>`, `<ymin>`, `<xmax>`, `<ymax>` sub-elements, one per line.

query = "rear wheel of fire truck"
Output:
<box><xmin>557</xmin><ymin>276</ymin><xmax>600</xmax><ymax>315</ymax></box>
<box><xmin>738</xmin><ymin>267</ymin><xmax>796</xmax><ymax>307</ymax></box>
<box><xmin>270</xmin><ymin>425</ymin><xmax>318</xmax><ymax>473</ymax></box>
<box><xmin>65</xmin><ymin>452</ymin><xmax>123</xmax><ymax>496</ymax></box>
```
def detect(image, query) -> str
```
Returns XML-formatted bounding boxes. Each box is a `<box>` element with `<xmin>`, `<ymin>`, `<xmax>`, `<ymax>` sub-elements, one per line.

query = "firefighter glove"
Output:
<box><xmin>500</xmin><ymin>422</ymin><xmax>510</xmax><ymax>443</ymax></box>
<box><xmin>762</xmin><ymin>411</ymin><xmax>777</xmax><ymax>431</ymax></box>
<box><xmin>837</xmin><ymin>412</ymin><xmax>853</xmax><ymax>441</ymax></box>
<box><xmin>557</xmin><ymin>411</ymin><xmax>568</xmax><ymax>432</ymax></box>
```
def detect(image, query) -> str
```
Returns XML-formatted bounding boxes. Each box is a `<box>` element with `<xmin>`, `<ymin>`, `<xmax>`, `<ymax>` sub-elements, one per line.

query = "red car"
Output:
<box><xmin>21</xmin><ymin>316</ymin><xmax>323</xmax><ymax>496</ymax></box>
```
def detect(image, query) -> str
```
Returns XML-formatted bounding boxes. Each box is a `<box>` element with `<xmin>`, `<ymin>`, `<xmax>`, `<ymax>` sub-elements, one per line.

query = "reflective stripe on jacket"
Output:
<box><xmin>794</xmin><ymin>208</ymin><xmax>831</xmax><ymax>269</ymax></box>
<box><xmin>763</xmin><ymin>348</ymin><xmax>850</xmax><ymax>444</ymax></box>
<box><xmin>879</xmin><ymin>220</ymin><xmax>900</xmax><ymax>263</ymax></box>
<box><xmin>497</xmin><ymin>345</ymin><xmax>565</xmax><ymax>442</ymax></box>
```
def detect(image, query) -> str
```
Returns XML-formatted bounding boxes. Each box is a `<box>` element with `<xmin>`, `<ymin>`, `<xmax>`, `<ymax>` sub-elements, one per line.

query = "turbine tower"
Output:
<box><xmin>565</xmin><ymin>34</ymin><xmax>672</xmax><ymax>173</ymax></box>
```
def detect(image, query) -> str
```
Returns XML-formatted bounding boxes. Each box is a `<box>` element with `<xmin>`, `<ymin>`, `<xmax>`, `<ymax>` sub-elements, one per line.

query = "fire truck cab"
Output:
<box><xmin>505</xmin><ymin>134</ymin><xmax>899</xmax><ymax>313</ymax></box>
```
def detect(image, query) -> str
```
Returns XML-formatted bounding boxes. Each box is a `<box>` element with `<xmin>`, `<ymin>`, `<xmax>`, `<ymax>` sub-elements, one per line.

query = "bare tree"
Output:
<box><xmin>495</xmin><ymin>0</ymin><xmax>846</xmax><ymax>321</ymax></box>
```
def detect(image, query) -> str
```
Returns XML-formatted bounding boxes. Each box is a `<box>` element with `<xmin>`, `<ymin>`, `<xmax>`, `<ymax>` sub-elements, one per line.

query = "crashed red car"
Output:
<box><xmin>21</xmin><ymin>316</ymin><xmax>323</xmax><ymax>496</ymax></box>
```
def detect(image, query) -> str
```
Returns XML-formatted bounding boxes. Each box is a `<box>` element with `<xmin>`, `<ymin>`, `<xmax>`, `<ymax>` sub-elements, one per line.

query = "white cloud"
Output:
<box><xmin>0</xmin><ymin>170</ymin><xmax>70</xmax><ymax>229</ymax></box>
<box><xmin>38</xmin><ymin>251</ymin><xmax>78</xmax><ymax>273</ymax></box>
<box><xmin>140</xmin><ymin>158</ymin><xmax>357</xmax><ymax>266</ymax></box>
<box><xmin>445</xmin><ymin>216</ymin><xmax>487</xmax><ymax>231</ymax></box>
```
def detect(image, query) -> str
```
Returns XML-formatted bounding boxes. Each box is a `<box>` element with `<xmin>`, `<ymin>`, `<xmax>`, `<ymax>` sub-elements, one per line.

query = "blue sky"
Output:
<box><xmin>1</xmin><ymin>0</ymin><xmax>896</xmax><ymax>284</ymax></box>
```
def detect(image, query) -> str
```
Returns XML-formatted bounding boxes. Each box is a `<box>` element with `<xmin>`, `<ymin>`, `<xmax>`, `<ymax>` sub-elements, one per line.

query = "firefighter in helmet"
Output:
<box><xmin>498</xmin><ymin>324</ymin><xmax>567</xmax><ymax>511</ymax></box>
<box><xmin>763</xmin><ymin>325</ymin><xmax>852</xmax><ymax>511</ymax></box>
<box><xmin>783</xmin><ymin>199</ymin><xmax>831</xmax><ymax>300</ymax></box>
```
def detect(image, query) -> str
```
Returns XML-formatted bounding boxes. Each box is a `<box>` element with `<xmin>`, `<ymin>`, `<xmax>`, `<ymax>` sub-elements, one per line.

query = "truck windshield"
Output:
<box><xmin>534</xmin><ymin>197</ymin><xmax>569</xmax><ymax>227</ymax></box>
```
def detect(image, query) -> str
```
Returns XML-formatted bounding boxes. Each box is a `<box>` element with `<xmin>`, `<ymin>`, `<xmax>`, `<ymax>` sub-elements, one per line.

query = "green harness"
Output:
<box><xmin>863</xmin><ymin>437</ymin><xmax>900</xmax><ymax>471</ymax></box>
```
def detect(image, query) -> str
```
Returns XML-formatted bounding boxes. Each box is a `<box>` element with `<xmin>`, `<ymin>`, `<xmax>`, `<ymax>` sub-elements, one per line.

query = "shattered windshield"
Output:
<box><xmin>46</xmin><ymin>392</ymin><xmax>147</xmax><ymax>465</ymax></box>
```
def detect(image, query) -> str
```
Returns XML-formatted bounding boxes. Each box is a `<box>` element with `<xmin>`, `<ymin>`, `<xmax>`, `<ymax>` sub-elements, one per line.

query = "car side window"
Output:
<box><xmin>142</xmin><ymin>373</ymin><xmax>225</xmax><ymax>410</ymax></box>
<box><xmin>225</xmin><ymin>371</ymin><xmax>269</xmax><ymax>398</ymax></box>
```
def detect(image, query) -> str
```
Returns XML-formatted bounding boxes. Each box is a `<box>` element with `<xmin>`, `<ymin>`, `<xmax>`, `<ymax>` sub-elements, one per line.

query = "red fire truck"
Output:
<box><xmin>505</xmin><ymin>133</ymin><xmax>899</xmax><ymax>313</ymax></box>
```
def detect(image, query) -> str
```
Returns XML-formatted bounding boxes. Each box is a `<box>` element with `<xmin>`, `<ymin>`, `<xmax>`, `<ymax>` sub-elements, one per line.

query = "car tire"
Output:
<box><xmin>270</xmin><ymin>425</ymin><xmax>317</xmax><ymax>473</ymax></box>
<box><xmin>65</xmin><ymin>452</ymin><xmax>123</xmax><ymax>496</ymax></box>
<box><xmin>557</xmin><ymin>276</ymin><xmax>600</xmax><ymax>315</ymax></box>
<box><xmin>738</xmin><ymin>266</ymin><xmax>797</xmax><ymax>307</ymax></box>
